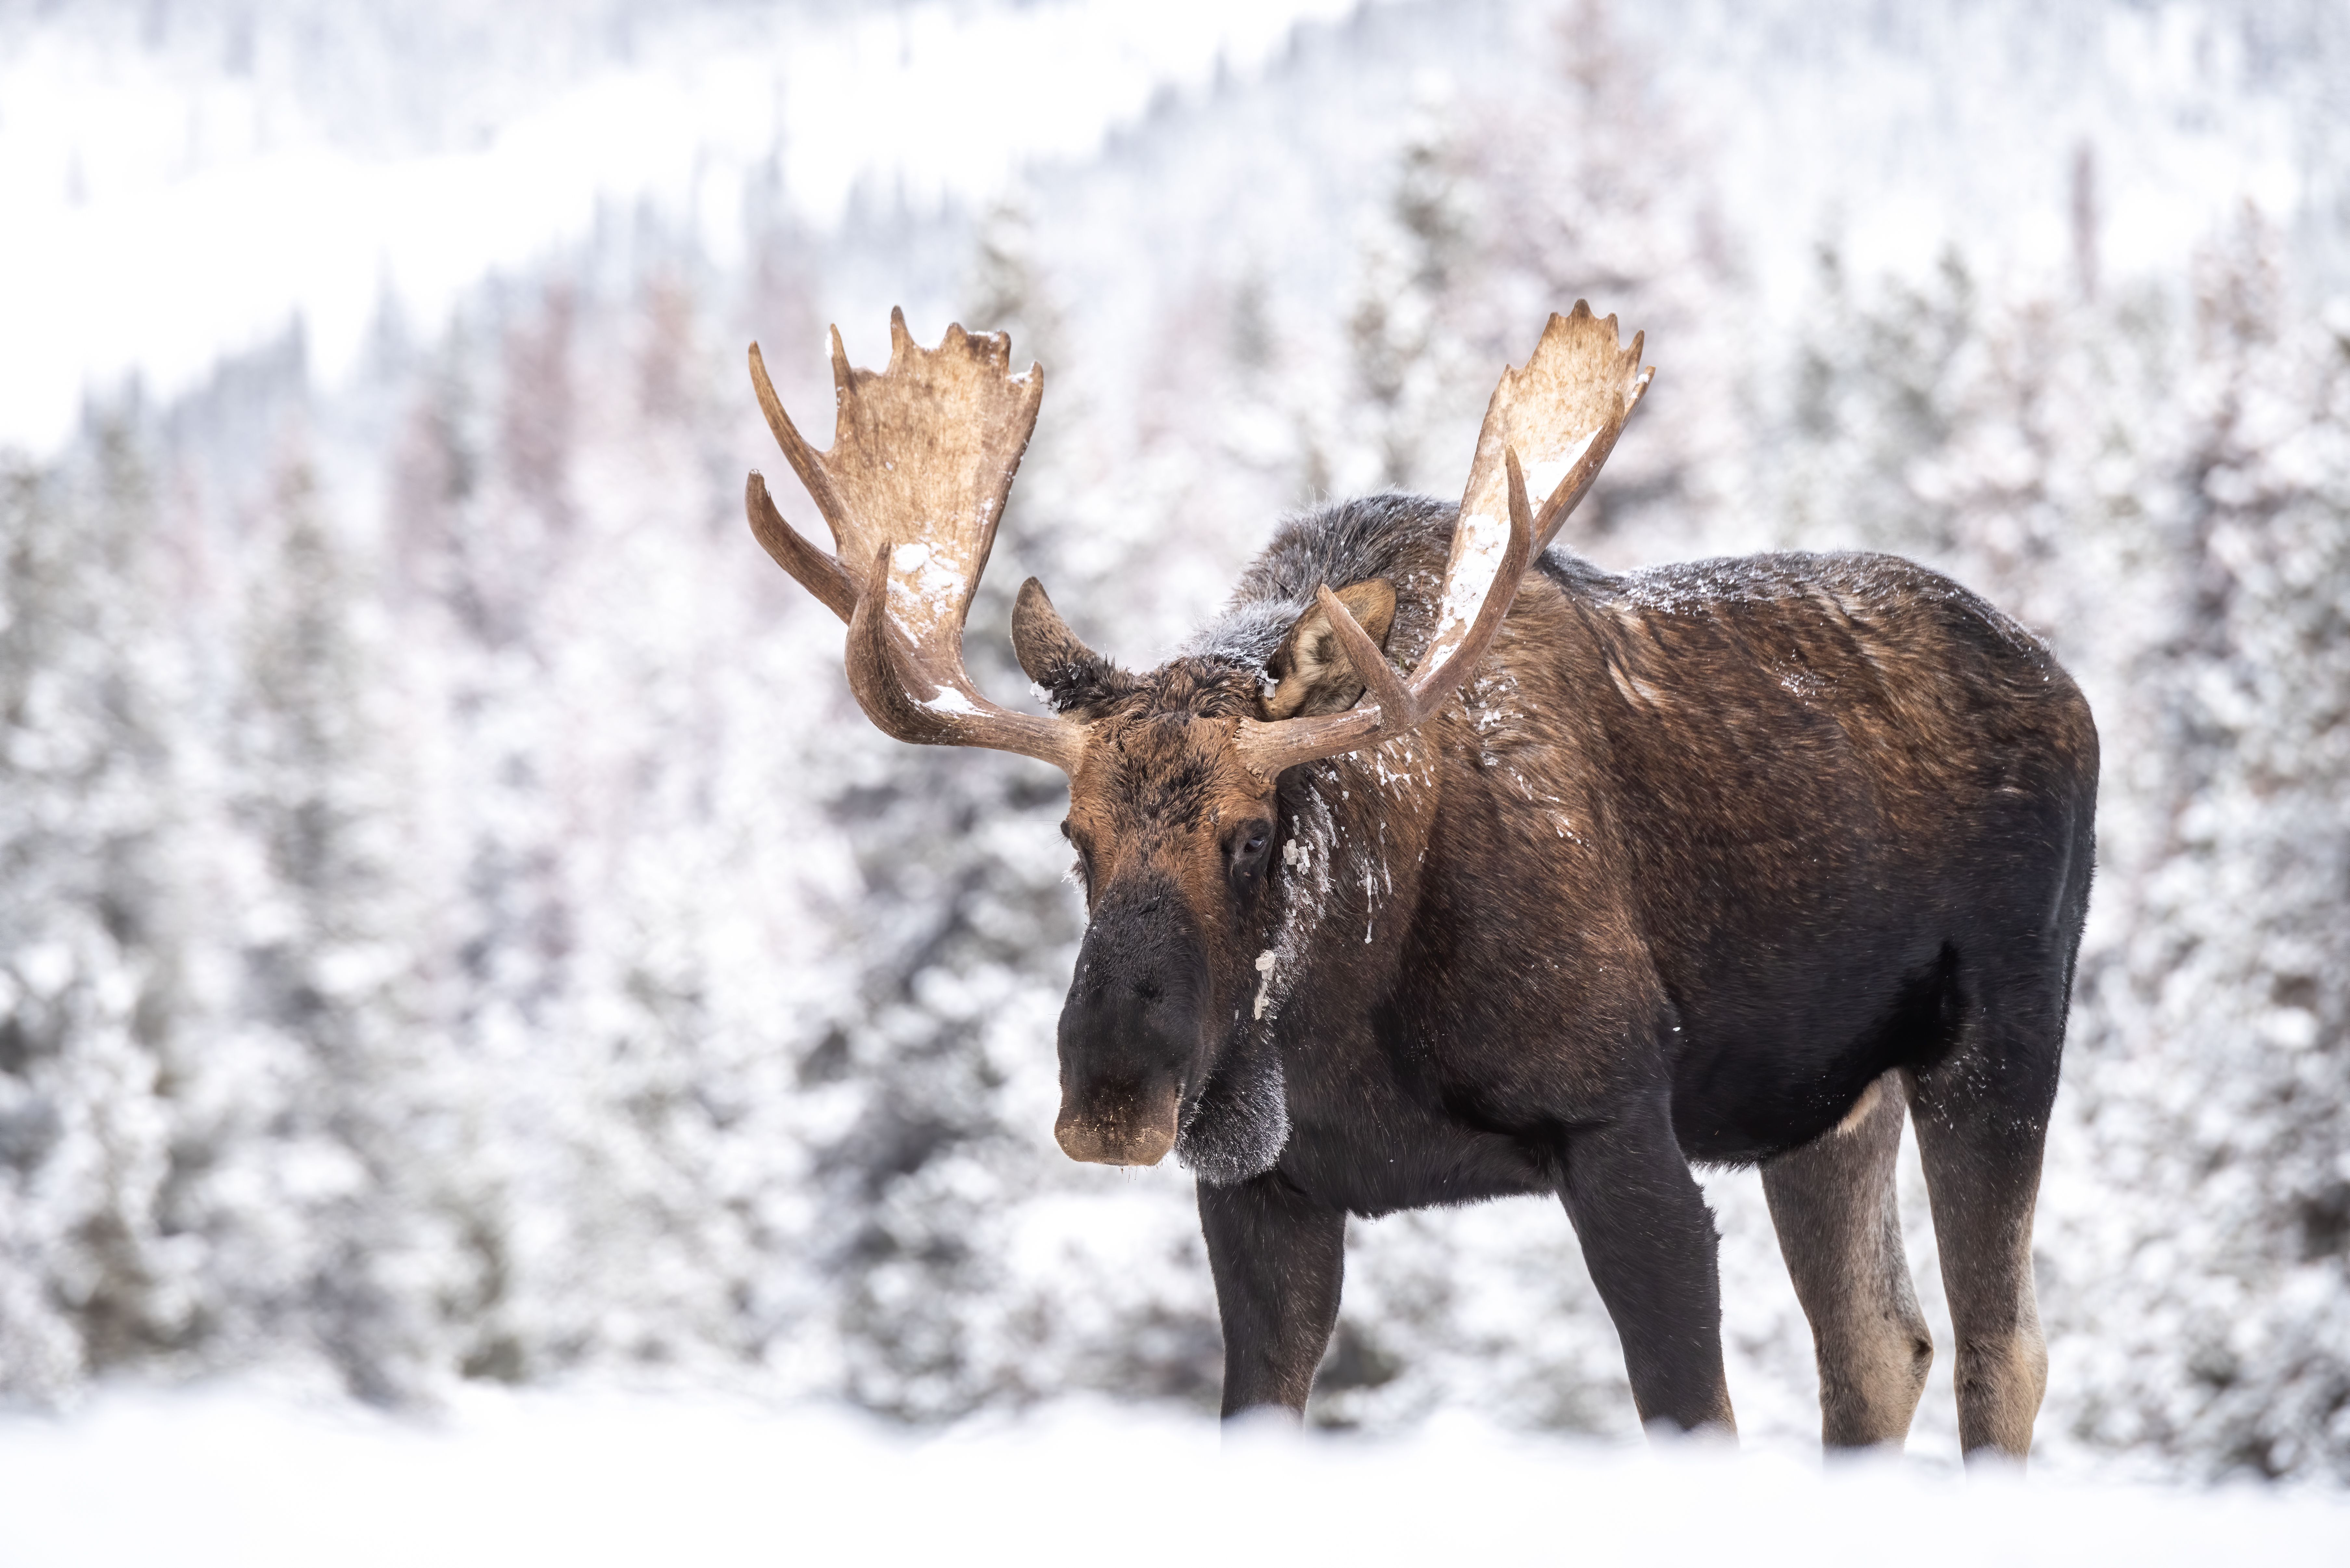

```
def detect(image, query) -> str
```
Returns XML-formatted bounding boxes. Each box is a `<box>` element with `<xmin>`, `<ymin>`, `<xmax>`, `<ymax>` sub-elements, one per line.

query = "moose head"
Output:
<box><xmin>744</xmin><ymin>306</ymin><xmax>1651</xmax><ymax>1174</ymax></box>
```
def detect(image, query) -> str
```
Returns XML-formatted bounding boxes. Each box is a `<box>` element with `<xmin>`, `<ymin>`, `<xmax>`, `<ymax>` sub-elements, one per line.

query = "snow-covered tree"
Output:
<box><xmin>221</xmin><ymin>453</ymin><xmax>464</xmax><ymax>1402</ymax></box>
<box><xmin>2048</xmin><ymin>218</ymin><xmax>2350</xmax><ymax>1480</ymax></box>
<box><xmin>0</xmin><ymin>417</ymin><xmax>202</xmax><ymax>1396</ymax></box>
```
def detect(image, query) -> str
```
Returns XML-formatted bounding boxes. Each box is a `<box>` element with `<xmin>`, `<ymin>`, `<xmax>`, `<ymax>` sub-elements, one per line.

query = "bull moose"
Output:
<box><xmin>741</xmin><ymin>304</ymin><xmax>2097</xmax><ymax>1462</ymax></box>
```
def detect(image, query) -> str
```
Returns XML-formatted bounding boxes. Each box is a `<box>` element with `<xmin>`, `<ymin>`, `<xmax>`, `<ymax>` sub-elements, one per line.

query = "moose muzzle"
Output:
<box><xmin>1053</xmin><ymin>875</ymin><xmax>1206</xmax><ymax>1167</ymax></box>
<box><xmin>1054</xmin><ymin>1080</ymin><xmax>1182</xmax><ymax>1166</ymax></box>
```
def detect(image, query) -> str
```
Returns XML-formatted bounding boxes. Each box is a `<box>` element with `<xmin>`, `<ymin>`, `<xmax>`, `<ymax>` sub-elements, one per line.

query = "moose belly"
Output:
<box><xmin>1662</xmin><ymin>935</ymin><xmax>1961</xmax><ymax>1164</ymax></box>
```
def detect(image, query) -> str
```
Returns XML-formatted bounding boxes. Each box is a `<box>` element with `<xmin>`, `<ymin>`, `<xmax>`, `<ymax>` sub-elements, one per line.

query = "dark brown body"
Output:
<box><xmin>740</xmin><ymin>309</ymin><xmax>2084</xmax><ymax>1456</ymax></box>
<box><xmin>1135</xmin><ymin>496</ymin><xmax>2096</xmax><ymax>1451</ymax></box>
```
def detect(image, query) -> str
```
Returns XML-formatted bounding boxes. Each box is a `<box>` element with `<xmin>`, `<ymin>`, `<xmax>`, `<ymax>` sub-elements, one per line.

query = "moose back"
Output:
<box><xmin>740</xmin><ymin>306</ymin><xmax>2097</xmax><ymax>1462</ymax></box>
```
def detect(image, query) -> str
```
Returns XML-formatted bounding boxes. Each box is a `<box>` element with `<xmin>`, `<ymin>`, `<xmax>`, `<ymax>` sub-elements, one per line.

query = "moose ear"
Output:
<box><xmin>1013</xmin><ymin>577</ymin><xmax>1117</xmax><ymax>709</ymax></box>
<box><xmin>1261</xmin><ymin>579</ymin><xmax>1399</xmax><ymax>720</ymax></box>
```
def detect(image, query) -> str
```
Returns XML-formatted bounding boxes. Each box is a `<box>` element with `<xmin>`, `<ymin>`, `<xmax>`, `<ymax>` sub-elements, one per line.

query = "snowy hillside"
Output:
<box><xmin>1</xmin><ymin>0</ymin><xmax>2346</xmax><ymax>1487</ymax></box>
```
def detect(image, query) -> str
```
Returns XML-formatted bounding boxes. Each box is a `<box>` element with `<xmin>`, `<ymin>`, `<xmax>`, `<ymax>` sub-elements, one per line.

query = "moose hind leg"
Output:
<box><xmin>1908</xmin><ymin>984</ymin><xmax>2062</xmax><ymax>1465</ymax></box>
<box><xmin>1197</xmin><ymin>1171</ymin><xmax>1346</xmax><ymax>1420</ymax></box>
<box><xmin>1561</xmin><ymin>1094</ymin><xmax>1736</xmax><ymax>1435</ymax></box>
<box><xmin>1762</xmin><ymin>1073</ymin><xmax>1933</xmax><ymax>1449</ymax></box>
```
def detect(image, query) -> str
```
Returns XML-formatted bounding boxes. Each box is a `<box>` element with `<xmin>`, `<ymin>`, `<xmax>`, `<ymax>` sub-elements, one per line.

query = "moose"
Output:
<box><xmin>741</xmin><ymin>304</ymin><xmax>2097</xmax><ymax>1462</ymax></box>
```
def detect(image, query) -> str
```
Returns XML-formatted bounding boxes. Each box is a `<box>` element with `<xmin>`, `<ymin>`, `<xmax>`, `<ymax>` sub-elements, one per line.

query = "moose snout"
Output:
<box><xmin>1054</xmin><ymin>875</ymin><xmax>1206</xmax><ymax>1168</ymax></box>
<box><xmin>1053</xmin><ymin>1005</ymin><xmax>1190</xmax><ymax>1167</ymax></box>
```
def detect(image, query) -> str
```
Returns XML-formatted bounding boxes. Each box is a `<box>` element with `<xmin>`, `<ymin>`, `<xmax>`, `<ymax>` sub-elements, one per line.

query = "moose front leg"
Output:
<box><xmin>1560</xmin><ymin>1096</ymin><xmax>1736</xmax><ymax>1436</ymax></box>
<box><xmin>1197</xmin><ymin>1171</ymin><xmax>1346</xmax><ymax>1420</ymax></box>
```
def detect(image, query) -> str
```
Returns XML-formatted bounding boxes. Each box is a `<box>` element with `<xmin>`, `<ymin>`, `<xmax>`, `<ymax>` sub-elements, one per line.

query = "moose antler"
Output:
<box><xmin>746</xmin><ymin>310</ymin><xmax>1085</xmax><ymax>773</ymax></box>
<box><xmin>1234</xmin><ymin>302</ymin><xmax>1652</xmax><ymax>780</ymax></box>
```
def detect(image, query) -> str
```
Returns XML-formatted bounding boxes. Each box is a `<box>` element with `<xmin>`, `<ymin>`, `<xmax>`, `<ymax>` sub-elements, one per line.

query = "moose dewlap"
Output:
<box><xmin>741</xmin><ymin>305</ymin><xmax>2098</xmax><ymax>1464</ymax></box>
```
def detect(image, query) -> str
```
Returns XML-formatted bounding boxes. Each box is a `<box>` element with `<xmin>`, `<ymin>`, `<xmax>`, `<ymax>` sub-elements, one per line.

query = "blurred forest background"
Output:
<box><xmin>2</xmin><ymin>0</ymin><xmax>2346</xmax><ymax>1481</ymax></box>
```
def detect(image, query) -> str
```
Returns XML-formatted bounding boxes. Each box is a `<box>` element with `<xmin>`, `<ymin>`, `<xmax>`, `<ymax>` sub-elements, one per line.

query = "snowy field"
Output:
<box><xmin>2</xmin><ymin>1383</ymin><xmax>2346</xmax><ymax>1568</ymax></box>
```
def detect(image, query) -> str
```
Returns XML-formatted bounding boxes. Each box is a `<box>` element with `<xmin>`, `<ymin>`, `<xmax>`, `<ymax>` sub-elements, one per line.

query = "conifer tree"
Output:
<box><xmin>0</xmin><ymin>419</ymin><xmax>200</xmax><ymax>1395</ymax></box>
<box><xmin>2054</xmin><ymin>218</ymin><xmax>2350</xmax><ymax>1479</ymax></box>
<box><xmin>227</xmin><ymin>454</ymin><xmax>459</xmax><ymax>1402</ymax></box>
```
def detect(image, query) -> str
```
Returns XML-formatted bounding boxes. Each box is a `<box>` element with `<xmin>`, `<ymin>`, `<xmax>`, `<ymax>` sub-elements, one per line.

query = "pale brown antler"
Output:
<box><xmin>746</xmin><ymin>310</ymin><xmax>1085</xmax><ymax>773</ymax></box>
<box><xmin>1453</xmin><ymin>298</ymin><xmax>1653</xmax><ymax>575</ymax></box>
<box><xmin>1234</xmin><ymin>302</ymin><xmax>1652</xmax><ymax>779</ymax></box>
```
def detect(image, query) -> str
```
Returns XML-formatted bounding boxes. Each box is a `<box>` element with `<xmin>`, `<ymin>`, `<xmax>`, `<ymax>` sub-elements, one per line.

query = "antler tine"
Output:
<box><xmin>1234</xmin><ymin>305</ymin><xmax>1651</xmax><ymax>781</ymax></box>
<box><xmin>749</xmin><ymin>341</ymin><xmax>856</xmax><ymax>580</ymax></box>
<box><xmin>746</xmin><ymin>470</ymin><xmax>857</xmax><ymax>621</ymax></box>
<box><xmin>742</xmin><ymin>312</ymin><xmax>1086</xmax><ymax>774</ymax></box>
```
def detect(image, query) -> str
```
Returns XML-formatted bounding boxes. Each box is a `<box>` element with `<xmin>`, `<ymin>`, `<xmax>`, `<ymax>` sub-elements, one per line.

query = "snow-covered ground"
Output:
<box><xmin>1</xmin><ymin>1381</ymin><xmax>2344</xmax><ymax>1567</ymax></box>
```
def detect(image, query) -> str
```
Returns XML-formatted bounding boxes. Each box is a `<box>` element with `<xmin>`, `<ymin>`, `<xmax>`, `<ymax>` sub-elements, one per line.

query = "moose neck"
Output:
<box><xmin>1177</xmin><ymin>536</ymin><xmax>1630</xmax><ymax>1192</ymax></box>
